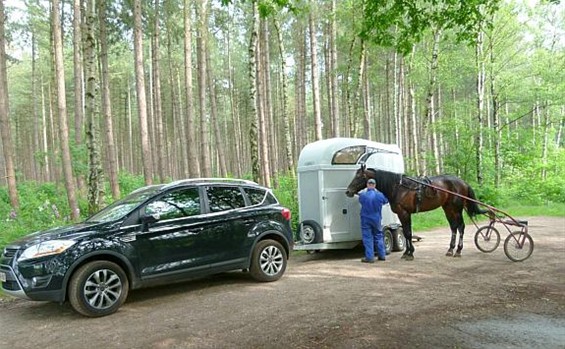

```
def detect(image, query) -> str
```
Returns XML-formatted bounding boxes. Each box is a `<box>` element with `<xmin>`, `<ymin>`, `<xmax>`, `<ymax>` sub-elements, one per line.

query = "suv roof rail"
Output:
<box><xmin>163</xmin><ymin>178</ymin><xmax>259</xmax><ymax>189</ymax></box>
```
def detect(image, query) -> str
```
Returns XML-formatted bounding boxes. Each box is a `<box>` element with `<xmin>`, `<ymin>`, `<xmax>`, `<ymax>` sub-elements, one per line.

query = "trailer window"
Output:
<box><xmin>332</xmin><ymin>146</ymin><xmax>366</xmax><ymax>164</ymax></box>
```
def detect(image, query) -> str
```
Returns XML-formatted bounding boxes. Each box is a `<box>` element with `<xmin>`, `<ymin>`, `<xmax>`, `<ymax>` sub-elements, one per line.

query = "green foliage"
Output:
<box><xmin>360</xmin><ymin>0</ymin><xmax>501</xmax><ymax>55</ymax></box>
<box><xmin>117</xmin><ymin>172</ymin><xmax>146</xmax><ymax>198</ymax></box>
<box><xmin>0</xmin><ymin>182</ymin><xmax>81</xmax><ymax>250</ymax></box>
<box><xmin>272</xmin><ymin>173</ymin><xmax>299</xmax><ymax>236</ymax></box>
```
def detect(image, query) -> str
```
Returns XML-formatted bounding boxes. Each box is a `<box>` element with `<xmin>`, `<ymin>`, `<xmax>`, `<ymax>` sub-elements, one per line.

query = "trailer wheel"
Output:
<box><xmin>299</xmin><ymin>220</ymin><xmax>322</xmax><ymax>244</ymax></box>
<box><xmin>384</xmin><ymin>230</ymin><xmax>393</xmax><ymax>255</ymax></box>
<box><xmin>392</xmin><ymin>228</ymin><xmax>406</xmax><ymax>252</ymax></box>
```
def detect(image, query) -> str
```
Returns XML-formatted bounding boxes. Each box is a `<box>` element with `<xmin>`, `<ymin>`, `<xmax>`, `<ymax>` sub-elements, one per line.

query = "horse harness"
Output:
<box><xmin>400</xmin><ymin>175</ymin><xmax>435</xmax><ymax>213</ymax></box>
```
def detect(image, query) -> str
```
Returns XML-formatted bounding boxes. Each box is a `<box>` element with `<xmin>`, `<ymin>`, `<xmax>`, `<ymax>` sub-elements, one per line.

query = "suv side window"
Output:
<box><xmin>145</xmin><ymin>187</ymin><xmax>201</xmax><ymax>220</ymax></box>
<box><xmin>207</xmin><ymin>186</ymin><xmax>246</xmax><ymax>212</ymax></box>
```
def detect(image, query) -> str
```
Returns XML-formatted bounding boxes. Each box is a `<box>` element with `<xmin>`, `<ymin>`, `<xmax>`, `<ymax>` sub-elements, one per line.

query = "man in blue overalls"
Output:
<box><xmin>358</xmin><ymin>178</ymin><xmax>389</xmax><ymax>263</ymax></box>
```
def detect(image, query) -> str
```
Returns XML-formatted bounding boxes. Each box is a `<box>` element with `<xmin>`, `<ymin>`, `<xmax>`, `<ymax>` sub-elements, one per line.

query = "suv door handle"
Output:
<box><xmin>189</xmin><ymin>227</ymin><xmax>204</xmax><ymax>233</ymax></box>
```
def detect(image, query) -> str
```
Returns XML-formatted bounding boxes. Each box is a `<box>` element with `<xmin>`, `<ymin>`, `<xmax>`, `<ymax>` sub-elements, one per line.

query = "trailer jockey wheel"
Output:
<box><xmin>299</xmin><ymin>220</ymin><xmax>323</xmax><ymax>244</ymax></box>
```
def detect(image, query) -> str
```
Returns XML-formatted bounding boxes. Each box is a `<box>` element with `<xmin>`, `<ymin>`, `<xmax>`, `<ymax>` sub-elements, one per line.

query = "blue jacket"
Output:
<box><xmin>359</xmin><ymin>188</ymin><xmax>389</xmax><ymax>221</ymax></box>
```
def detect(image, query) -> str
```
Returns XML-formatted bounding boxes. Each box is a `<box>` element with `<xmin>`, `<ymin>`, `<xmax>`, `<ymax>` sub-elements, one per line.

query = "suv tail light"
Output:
<box><xmin>281</xmin><ymin>208</ymin><xmax>291</xmax><ymax>221</ymax></box>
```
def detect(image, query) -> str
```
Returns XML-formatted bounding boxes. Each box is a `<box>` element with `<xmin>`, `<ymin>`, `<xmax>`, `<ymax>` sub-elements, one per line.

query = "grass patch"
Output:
<box><xmin>410</xmin><ymin>202</ymin><xmax>565</xmax><ymax>233</ymax></box>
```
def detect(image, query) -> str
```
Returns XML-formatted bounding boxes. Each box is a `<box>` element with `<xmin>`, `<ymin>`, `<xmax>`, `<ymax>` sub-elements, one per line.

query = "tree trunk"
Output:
<box><xmin>31</xmin><ymin>31</ymin><xmax>40</xmax><ymax>181</ymax></box>
<box><xmin>490</xmin><ymin>45</ymin><xmax>501</xmax><ymax>188</ymax></box>
<box><xmin>72</xmin><ymin>0</ymin><xmax>85</xmax><ymax>192</ymax></box>
<box><xmin>183</xmin><ymin>0</ymin><xmax>199</xmax><ymax>178</ymax></box>
<box><xmin>224</xmin><ymin>18</ymin><xmax>243</xmax><ymax>177</ymax></box>
<box><xmin>273</xmin><ymin>19</ymin><xmax>294</xmax><ymax>176</ymax></box>
<box><xmin>431</xmin><ymin>30</ymin><xmax>441</xmax><ymax>174</ymax></box>
<box><xmin>206</xmin><ymin>40</ymin><xmax>227</xmax><ymax>177</ymax></box>
<box><xmin>261</xmin><ymin>19</ymin><xmax>276</xmax><ymax>185</ymax></box>
<box><xmin>98</xmin><ymin>0</ymin><xmax>120</xmax><ymax>199</ymax></box>
<box><xmin>248</xmin><ymin>0</ymin><xmax>260</xmax><ymax>183</ymax></box>
<box><xmin>257</xmin><ymin>18</ymin><xmax>271</xmax><ymax>186</ymax></box>
<box><xmin>52</xmin><ymin>0</ymin><xmax>80</xmax><ymax>220</ymax></box>
<box><xmin>133</xmin><ymin>0</ymin><xmax>153</xmax><ymax>185</ymax></box>
<box><xmin>475</xmin><ymin>29</ymin><xmax>485</xmax><ymax>185</ymax></box>
<box><xmin>329</xmin><ymin>0</ymin><xmax>339</xmax><ymax>138</ymax></box>
<box><xmin>309</xmin><ymin>5</ymin><xmax>323</xmax><ymax>140</ymax></box>
<box><xmin>0</xmin><ymin>0</ymin><xmax>19</xmax><ymax>210</ymax></box>
<box><xmin>151</xmin><ymin>0</ymin><xmax>166</xmax><ymax>183</ymax></box>
<box><xmin>84</xmin><ymin>0</ymin><xmax>103</xmax><ymax>214</ymax></box>
<box><xmin>294</xmin><ymin>21</ymin><xmax>306</xmax><ymax>152</ymax></box>
<box><xmin>541</xmin><ymin>103</ymin><xmax>549</xmax><ymax>181</ymax></box>
<box><xmin>196</xmin><ymin>0</ymin><xmax>211</xmax><ymax>177</ymax></box>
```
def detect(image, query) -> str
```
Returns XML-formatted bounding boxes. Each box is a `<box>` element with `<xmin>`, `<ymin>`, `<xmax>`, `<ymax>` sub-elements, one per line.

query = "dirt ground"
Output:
<box><xmin>1</xmin><ymin>216</ymin><xmax>564</xmax><ymax>349</ymax></box>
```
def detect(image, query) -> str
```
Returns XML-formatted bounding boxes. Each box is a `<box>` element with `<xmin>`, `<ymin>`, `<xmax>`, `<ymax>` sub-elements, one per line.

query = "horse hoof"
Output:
<box><xmin>401</xmin><ymin>254</ymin><xmax>407</xmax><ymax>260</ymax></box>
<box><xmin>445</xmin><ymin>251</ymin><xmax>453</xmax><ymax>257</ymax></box>
<box><xmin>454</xmin><ymin>253</ymin><xmax>462</xmax><ymax>258</ymax></box>
<box><xmin>404</xmin><ymin>255</ymin><xmax>414</xmax><ymax>261</ymax></box>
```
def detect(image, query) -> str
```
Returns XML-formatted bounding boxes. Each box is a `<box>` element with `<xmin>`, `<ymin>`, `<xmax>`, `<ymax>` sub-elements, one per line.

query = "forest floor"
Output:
<box><xmin>1</xmin><ymin>216</ymin><xmax>564</xmax><ymax>349</ymax></box>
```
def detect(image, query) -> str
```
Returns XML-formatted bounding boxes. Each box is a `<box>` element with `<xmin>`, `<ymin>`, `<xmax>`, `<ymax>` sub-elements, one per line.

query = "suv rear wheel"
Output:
<box><xmin>249</xmin><ymin>239</ymin><xmax>287</xmax><ymax>282</ymax></box>
<box><xmin>68</xmin><ymin>261</ymin><xmax>129</xmax><ymax>317</ymax></box>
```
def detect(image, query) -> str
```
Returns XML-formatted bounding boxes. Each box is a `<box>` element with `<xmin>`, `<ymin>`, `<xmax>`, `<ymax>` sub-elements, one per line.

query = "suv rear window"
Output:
<box><xmin>244</xmin><ymin>187</ymin><xmax>279</xmax><ymax>206</ymax></box>
<box><xmin>207</xmin><ymin>186</ymin><xmax>246</xmax><ymax>212</ymax></box>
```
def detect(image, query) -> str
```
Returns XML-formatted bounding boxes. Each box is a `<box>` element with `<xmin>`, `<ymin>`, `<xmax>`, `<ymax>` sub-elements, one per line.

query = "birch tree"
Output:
<box><xmin>248</xmin><ymin>0</ymin><xmax>260</xmax><ymax>182</ymax></box>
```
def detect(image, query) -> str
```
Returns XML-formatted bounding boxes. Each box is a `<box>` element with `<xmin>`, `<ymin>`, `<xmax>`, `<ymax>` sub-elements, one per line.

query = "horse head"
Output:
<box><xmin>345</xmin><ymin>164</ymin><xmax>370</xmax><ymax>197</ymax></box>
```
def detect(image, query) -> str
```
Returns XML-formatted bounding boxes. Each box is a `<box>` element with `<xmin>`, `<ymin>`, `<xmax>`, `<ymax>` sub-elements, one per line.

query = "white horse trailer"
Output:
<box><xmin>294</xmin><ymin>138</ymin><xmax>406</xmax><ymax>254</ymax></box>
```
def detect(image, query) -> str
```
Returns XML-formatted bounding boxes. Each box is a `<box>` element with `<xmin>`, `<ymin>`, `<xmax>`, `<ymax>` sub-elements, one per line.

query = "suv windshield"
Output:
<box><xmin>86</xmin><ymin>185</ymin><xmax>164</xmax><ymax>223</ymax></box>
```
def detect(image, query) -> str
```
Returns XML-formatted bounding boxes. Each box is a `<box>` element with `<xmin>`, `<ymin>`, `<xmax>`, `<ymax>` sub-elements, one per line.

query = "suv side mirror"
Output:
<box><xmin>140</xmin><ymin>214</ymin><xmax>160</xmax><ymax>231</ymax></box>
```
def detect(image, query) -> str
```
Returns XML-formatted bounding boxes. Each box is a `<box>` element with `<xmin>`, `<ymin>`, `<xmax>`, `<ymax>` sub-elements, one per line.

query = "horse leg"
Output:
<box><xmin>445</xmin><ymin>215</ymin><xmax>459</xmax><ymax>257</ymax></box>
<box><xmin>399</xmin><ymin>214</ymin><xmax>415</xmax><ymax>261</ymax></box>
<box><xmin>454</xmin><ymin>218</ymin><xmax>465</xmax><ymax>257</ymax></box>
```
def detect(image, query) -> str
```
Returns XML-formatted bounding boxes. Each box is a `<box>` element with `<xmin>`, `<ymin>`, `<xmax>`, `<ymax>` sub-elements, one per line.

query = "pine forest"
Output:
<box><xmin>0</xmin><ymin>0</ymin><xmax>564</xmax><ymax>225</ymax></box>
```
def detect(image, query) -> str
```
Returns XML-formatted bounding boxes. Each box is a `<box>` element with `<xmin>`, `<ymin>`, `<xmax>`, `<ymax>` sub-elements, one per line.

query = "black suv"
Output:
<box><xmin>0</xmin><ymin>179</ymin><xmax>293</xmax><ymax>317</ymax></box>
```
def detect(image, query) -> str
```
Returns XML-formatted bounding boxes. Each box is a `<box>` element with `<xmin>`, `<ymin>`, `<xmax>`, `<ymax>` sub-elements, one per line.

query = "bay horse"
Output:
<box><xmin>345</xmin><ymin>165</ymin><xmax>486</xmax><ymax>260</ymax></box>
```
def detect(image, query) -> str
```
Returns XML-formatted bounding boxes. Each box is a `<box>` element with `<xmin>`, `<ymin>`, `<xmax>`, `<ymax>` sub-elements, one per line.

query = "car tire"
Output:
<box><xmin>68</xmin><ymin>261</ymin><xmax>129</xmax><ymax>317</ymax></box>
<box><xmin>249</xmin><ymin>239</ymin><xmax>287</xmax><ymax>282</ymax></box>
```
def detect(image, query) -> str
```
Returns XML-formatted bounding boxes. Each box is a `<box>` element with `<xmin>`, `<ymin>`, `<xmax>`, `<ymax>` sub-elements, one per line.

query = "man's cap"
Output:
<box><xmin>367</xmin><ymin>179</ymin><xmax>376</xmax><ymax>185</ymax></box>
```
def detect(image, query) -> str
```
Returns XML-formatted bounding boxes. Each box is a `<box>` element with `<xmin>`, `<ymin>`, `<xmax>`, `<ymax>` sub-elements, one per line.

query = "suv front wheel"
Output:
<box><xmin>249</xmin><ymin>239</ymin><xmax>287</xmax><ymax>282</ymax></box>
<box><xmin>68</xmin><ymin>261</ymin><xmax>129</xmax><ymax>317</ymax></box>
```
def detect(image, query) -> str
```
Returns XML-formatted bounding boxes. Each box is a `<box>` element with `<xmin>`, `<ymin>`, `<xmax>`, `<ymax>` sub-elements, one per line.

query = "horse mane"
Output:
<box><xmin>366</xmin><ymin>168</ymin><xmax>405</xmax><ymax>196</ymax></box>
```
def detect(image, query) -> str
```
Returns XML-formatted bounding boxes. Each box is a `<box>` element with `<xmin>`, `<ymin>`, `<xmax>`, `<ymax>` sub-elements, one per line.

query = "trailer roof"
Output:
<box><xmin>297</xmin><ymin>138</ymin><xmax>401</xmax><ymax>168</ymax></box>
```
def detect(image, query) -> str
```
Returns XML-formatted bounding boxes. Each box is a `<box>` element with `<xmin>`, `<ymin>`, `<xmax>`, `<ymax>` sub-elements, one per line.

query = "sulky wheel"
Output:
<box><xmin>474</xmin><ymin>226</ymin><xmax>501</xmax><ymax>253</ymax></box>
<box><xmin>504</xmin><ymin>231</ymin><xmax>534</xmax><ymax>262</ymax></box>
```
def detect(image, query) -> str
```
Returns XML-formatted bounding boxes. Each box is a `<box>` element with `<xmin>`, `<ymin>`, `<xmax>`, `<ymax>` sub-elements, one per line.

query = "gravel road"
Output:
<box><xmin>1</xmin><ymin>216</ymin><xmax>564</xmax><ymax>349</ymax></box>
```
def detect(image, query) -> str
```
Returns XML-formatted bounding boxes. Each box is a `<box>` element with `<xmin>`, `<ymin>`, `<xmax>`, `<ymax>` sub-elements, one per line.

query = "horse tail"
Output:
<box><xmin>465</xmin><ymin>186</ymin><xmax>488</xmax><ymax>217</ymax></box>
